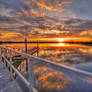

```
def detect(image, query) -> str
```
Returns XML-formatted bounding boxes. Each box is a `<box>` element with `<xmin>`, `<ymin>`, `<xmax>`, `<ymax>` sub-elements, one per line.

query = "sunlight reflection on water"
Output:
<box><xmin>1</xmin><ymin>43</ymin><xmax>92</xmax><ymax>66</ymax></box>
<box><xmin>1</xmin><ymin>43</ymin><xmax>92</xmax><ymax>92</ymax></box>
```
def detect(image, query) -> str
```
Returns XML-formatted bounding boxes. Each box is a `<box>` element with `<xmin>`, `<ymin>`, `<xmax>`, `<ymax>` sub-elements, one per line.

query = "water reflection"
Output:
<box><xmin>84</xmin><ymin>77</ymin><xmax>92</xmax><ymax>84</ymax></box>
<box><xmin>1</xmin><ymin>43</ymin><xmax>92</xmax><ymax>66</ymax></box>
<box><xmin>79</xmin><ymin>48</ymin><xmax>92</xmax><ymax>54</ymax></box>
<box><xmin>1</xmin><ymin>43</ymin><xmax>92</xmax><ymax>92</ymax></box>
<box><xmin>33</xmin><ymin>62</ymin><xmax>71</xmax><ymax>92</ymax></box>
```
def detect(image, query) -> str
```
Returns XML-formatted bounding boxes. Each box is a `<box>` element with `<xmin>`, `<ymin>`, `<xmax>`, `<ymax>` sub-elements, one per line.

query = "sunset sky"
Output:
<box><xmin>0</xmin><ymin>0</ymin><xmax>92</xmax><ymax>41</ymax></box>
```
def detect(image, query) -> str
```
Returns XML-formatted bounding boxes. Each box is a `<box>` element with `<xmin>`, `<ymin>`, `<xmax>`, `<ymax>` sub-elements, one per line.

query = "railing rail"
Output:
<box><xmin>0</xmin><ymin>46</ymin><xmax>38</xmax><ymax>92</ymax></box>
<box><xmin>0</xmin><ymin>46</ymin><xmax>92</xmax><ymax>92</ymax></box>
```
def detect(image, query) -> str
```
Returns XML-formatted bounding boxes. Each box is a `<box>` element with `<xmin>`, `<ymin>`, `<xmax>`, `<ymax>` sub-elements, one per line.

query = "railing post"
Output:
<box><xmin>9</xmin><ymin>50</ymin><xmax>13</xmax><ymax>77</ymax></box>
<box><xmin>0</xmin><ymin>48</ymin><xmax>3</xmax><ymax>61</ymax></box>
<box><xmin>28</xmin><ymin>58</ymin><xmax>35</xmax><ymax>92</ymax></box>
<box><xmin>10</xmin><ymin>50</ymin><xmax>13</xmax><ymax>63</ymax></box>
<box><xmin>37</xmin><ymin>42</ymin><xmax>39</xmax><ymax>57</ymax></box>
<box><xmin>25</xmin><ymin>58</ymin><xmax>28</xmax><ymax>72</ymax></box>
<box><xmin>25</xmin><ymin>38</ymin><xmax>27</xmax><ymax>54</ymax></box>
<box><xmin>24</xmin><ymin>58</ymin><xmax>28</xmax><ymax>72</ymax></box>
<box><xmin>3</xmin><ymin>48</ymin><xmax>6</xmax><ymax>66</ymax></box>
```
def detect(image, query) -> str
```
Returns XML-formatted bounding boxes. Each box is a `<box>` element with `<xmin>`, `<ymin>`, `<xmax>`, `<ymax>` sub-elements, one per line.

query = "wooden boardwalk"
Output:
<box><xmin>0</xmin><ymin>46</ymin><xmax>92</xmax><ymax>92</ymax></box>
<box><xmin>0</xmin><ymin>60</ymin><xmax>22</xmax><ymax>92</ymax></box>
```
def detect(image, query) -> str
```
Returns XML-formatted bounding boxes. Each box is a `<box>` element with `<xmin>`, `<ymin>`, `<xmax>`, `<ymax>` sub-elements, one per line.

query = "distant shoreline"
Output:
<box><xmin>0</xmin><ymin>41</ymin><xmax>92</xmax><ymax>45</ymax></box>
<box><xmin>0</xmin><ymin>41</ymin><xmax>58</xmax><ymax>44</ymax></box>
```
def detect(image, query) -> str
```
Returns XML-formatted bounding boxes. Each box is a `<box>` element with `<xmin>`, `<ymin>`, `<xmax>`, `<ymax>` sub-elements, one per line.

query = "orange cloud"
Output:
<box><xmin>15</xmin><ymin>0</ymin><xmax>75</xmax><ymax>19</ymax></box>
<box><xmin>0</xmin><ymin>31</ymin><xmax>24</xmax><ymax>41</ymax></box>
<box><xmin>20</xmin><ymin>0</ymin><xmax>31</xmax><ymax>6</ymax></box>
<box><xmin>80</xmin><ymin>30</ymin><xmax>92</xmax><ymax>36</ymax></box>
<box><xmin>34</xmin><ymin>0</ymin><xmax>62</xmax><ymax>12</ymax></box>
<box><xmin>33</xmin><ymin>0</ymin><xmax>74</xmax><ymax>12</ymax></box>
<box><xmin>16</xmin><ymin>11</ymin><xmax>23</xmax><ymax>16</ymax></box>
<box><xmin>16</xmin><ymin>7</ymin><xmax>45</xmax><ymax>18</ymax></box>
<box><xmin>31</xmin><ymin>9</ymin><xmax>45</xmax><ymax>17</ymax></box>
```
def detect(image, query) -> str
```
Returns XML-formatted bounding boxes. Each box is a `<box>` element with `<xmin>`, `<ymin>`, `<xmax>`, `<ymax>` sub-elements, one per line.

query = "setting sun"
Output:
<box><xmin>58</xmin><ymin>39</ymin><xmax>64</xmax><ymax>42</ymax></box>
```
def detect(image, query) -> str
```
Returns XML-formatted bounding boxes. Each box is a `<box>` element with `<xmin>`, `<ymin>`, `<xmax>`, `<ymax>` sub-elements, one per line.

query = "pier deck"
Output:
<box><xmin>0</xmin><ymin>60</ymin><xmax>22</xmax><ymax>92</ymax></box>
<box><xmin>0</xmin><ymin>46</ymin><xmax>92</xmax><ymax>92</ymax></box>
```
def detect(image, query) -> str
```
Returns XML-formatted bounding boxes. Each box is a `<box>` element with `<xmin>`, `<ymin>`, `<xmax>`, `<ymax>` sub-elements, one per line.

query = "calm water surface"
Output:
<box><xmin>1</xmin><ymin>43</ymin><xmax>92</xmax><ymax>92</ymax></box>
<box><xmin>1</xmin><ymin>43</ymin><xmax>92</xmax><ymax>66</ymax></box>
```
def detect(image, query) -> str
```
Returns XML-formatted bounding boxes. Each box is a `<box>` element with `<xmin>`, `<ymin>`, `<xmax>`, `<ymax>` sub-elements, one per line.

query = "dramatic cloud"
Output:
<box><xmin>0</xmin><ymin>31</ymin><xmax>24</xmax><ymax>41</ymax></box>
<box><xmin>0</xmin><ymin>0</ymin><xmax>92</xmax><ymax>40</ymax></box>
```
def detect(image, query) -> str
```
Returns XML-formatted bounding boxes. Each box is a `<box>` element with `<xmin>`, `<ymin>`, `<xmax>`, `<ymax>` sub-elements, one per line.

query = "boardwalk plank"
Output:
<box><xmin>0</xmin><ymin>60</ymin><xmax>22</xmax><ymax>92</ymax></box>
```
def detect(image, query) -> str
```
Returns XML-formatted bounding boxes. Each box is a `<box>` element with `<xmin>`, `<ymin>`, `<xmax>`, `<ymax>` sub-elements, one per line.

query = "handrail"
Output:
<box><xmin>1</xmin><ymin>46</ymin><xmax>92</xmax><ymax>77</ymax></box>
<box><xmin>3</xmin><ymin>55</ymin><xmax>30</xmax><ymax>87</ymax></box>
<box><xmin>0</xmin><ymin>46</ymin><xmax>38</xmax><ymax>92</ymax></box>
<box><xmin>0</xmin><ymin>46</ymin><xmax>92</xmax><ymax>92</ymax></box>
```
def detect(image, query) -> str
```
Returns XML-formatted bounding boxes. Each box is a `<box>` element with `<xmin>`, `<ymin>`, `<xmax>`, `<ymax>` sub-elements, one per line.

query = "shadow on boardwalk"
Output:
<box><xmin>0</xmin><ymin>60</ymin><xmax>22</xmax><ymax>92</ymax></box>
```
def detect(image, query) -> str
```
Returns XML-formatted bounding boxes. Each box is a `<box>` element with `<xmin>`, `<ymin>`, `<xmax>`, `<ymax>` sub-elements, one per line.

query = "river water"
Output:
<box><xmin>1</xmin><ymin>43</ymin><xmax>92</xmax><ymax>66</ymax></box>
<box><xmin>1</xmin><ymin>43</ymin><xmax>92</xmax><ymax>92</ymax></box>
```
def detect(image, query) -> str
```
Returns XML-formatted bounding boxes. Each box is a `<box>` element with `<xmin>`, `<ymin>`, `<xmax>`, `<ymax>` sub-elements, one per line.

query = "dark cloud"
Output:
<box><xmin>0</xmin><ymin>0</ymin><xmax>92</xmax><ymax>39</ymax></box>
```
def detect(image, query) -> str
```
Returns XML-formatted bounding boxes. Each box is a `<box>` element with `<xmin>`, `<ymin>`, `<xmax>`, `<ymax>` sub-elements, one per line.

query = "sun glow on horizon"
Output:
<box><xmin>58</xmin><ymin>39</ymin><xmax>64</xmax><ymax>42</ymax></box>
<box><xmin>57</xmin><ymin>43</ymin><xmax>68</xmax><ymax>46</ymax></box>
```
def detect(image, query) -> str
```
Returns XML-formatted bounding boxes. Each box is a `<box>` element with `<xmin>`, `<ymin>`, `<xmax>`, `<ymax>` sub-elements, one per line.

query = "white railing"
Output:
<box><xmin>0</xmin><ymin>46</ymin><xmax>38</xmax><ymax>92</ymax></box>
<box><xmin>0</xmin><ymin>46</ymin><xmax>92</xmax><ymax>92</ymax></box>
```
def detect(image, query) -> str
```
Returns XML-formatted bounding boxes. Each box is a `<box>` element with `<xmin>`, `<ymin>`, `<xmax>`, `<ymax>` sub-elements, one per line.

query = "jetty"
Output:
<box><xmin>0</xmin><ymin>46</ymin><xmax>92</xmax><ymax>92</ymax></box>
<box><xmin>0</xmin><ymin>61</ymin><xmax>22</xmax><ymax>92</ymax></box>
